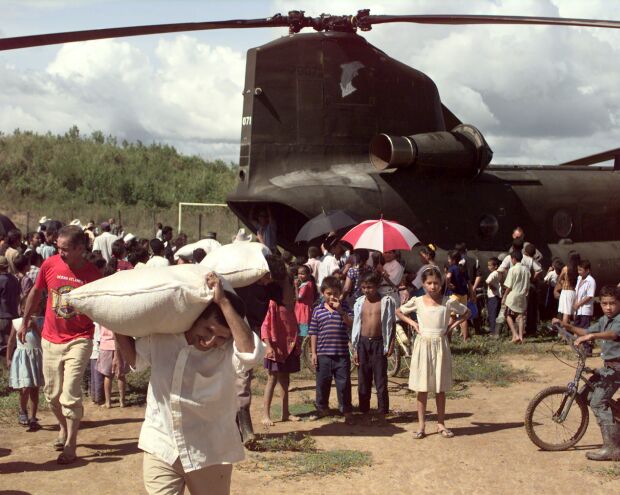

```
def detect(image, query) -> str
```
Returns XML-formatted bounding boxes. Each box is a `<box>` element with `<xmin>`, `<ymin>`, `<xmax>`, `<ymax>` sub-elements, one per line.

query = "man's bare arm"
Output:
<box><xmin>114</xmin><ymin>334</ymin><xmax>137</xmax><ymax>368</ymax></box>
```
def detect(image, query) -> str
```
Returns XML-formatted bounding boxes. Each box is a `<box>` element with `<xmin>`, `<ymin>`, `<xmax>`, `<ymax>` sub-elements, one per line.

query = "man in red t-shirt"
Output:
<box><xmin>20</xmin><ymin>225</ymin><xmax>101</xmax><ymax>465</ymax></box>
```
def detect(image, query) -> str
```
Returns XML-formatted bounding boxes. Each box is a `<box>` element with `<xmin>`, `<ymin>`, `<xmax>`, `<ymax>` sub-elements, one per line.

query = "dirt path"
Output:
<box><xmin>0</xmin><ymin>354</ymin><xmax>616</xmax><ymax>495</ymax></box>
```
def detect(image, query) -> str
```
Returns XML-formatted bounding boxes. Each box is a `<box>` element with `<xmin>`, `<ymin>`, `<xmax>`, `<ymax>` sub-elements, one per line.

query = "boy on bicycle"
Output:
<box><xmin>553</xmin><ymin>285</ymin><xmax>620</xmax><ymax>461</ymax></box>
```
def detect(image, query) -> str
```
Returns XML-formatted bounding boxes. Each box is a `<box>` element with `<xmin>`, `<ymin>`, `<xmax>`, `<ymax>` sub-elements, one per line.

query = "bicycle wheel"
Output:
<box><xmin>524</xmin><ymin>386</ymin><xmax>589</xmax><ymax>451</ymax></box>
<box><xmin>387</xmin><ymin>344</ymin><xmax>401</xmax><ymax>377</ymax></box>
<box><xmin>301</xmin><ymin>337</ymin><xmax>314</xmax><ymax>372</ymax></box>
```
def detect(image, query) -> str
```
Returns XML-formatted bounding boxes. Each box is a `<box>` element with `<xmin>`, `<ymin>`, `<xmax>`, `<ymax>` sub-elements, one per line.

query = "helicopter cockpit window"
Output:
<box><xmin>479</xmin><ymin>214</ymin><xmax>499</xmax><ymax>239</ymax></box>
<box><xmin>552</xmin><ymin>210</ymin><xmax>573</xmax><ymax>238</ymax></box>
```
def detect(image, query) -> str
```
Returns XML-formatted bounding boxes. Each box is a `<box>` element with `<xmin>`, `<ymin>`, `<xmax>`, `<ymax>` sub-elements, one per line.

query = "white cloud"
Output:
<box><xmin>0</xmin><ymin>0</ymin><xmax>619</xmax><ymax>165</ymax></box>
<box><xmin>0</xmin><ymin>36</ymin><xmax>245</xmax><ymax>161</ymax></box>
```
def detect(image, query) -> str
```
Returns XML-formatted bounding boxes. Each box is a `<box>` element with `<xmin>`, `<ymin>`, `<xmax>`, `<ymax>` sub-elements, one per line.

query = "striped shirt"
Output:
<box><xmin>308</xmin><ymin>302</ymin><xmax>352</xmax><ymax>356</ymax></box>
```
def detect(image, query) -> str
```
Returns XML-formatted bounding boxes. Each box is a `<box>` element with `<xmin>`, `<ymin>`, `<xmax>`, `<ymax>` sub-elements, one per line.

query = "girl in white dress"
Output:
<box><xmin>396</xmin><ymin>266</ymin><xmax>470</xmax><ymax>439</ymax></box>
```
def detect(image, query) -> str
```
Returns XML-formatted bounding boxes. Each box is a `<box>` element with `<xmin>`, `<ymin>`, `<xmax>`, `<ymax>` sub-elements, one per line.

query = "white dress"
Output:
<box><xmin>399</xmin><ymin>296</ymin><xmax>467</xmax><ymax>393</ymax></box>
<box><xmin>558</xmin><ymin>289</ymin><xmax>576</xmax><ymax>316</ymax></box>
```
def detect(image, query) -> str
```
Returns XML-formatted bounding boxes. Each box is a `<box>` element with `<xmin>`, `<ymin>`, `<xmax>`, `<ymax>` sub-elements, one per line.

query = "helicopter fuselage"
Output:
<box><xmin>227</xmin><ymin>31</ymin><xmax>620</xmax><ymax>286</ymax></box>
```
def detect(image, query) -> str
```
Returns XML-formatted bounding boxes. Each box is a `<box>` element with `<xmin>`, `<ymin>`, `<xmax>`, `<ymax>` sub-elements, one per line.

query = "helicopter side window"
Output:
<box><xmin>479</xmin><ymin>214</ymin><xmax>499</xmax><ymax>239</ymax></box>
<box><xmin>552</xmin><ymin>210</ymin><xmax>573</xmax><ymax>239</ymax></box>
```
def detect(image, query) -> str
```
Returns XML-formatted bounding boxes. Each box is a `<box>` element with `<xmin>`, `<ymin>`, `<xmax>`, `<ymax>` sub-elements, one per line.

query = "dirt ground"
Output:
<box><xmin>0</xmin><ymin>354</ymin><xmax>617</xmax><ymax>495</ymax></box>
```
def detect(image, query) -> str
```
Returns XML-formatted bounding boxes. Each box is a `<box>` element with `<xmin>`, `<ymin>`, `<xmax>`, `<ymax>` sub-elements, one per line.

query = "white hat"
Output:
<box><xmin>233</xmin><ymin>228</ymin><xmax>252</xmax><ymax>243</ymax></box>
<box><xmin>123</xmin><ymin>233</ymin><xmax>136</xmax><ymax>243</ymax></box>
<box><xmin>38</xmin><ymin>216</ymin><xmax>49</xmax><ymax>224</ymax></box>
<box><xmin>69</xmin><ymin>219</ymin><xmax>82</xmax><ymax>228</ymax></box>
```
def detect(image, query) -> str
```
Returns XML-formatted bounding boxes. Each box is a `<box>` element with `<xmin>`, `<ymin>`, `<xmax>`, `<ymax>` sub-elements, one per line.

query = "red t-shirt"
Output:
<box><xmin>34</xmin><ymin>255</ymin><xmax>102</xmax><ymax>344</ymax></box>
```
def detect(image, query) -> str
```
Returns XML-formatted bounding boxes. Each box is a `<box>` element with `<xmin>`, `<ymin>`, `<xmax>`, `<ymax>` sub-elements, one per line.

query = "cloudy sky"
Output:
<box><xmin>1</xmin><ymin>0</ymin><xmax>619</xmax><ymax>164</ymax></box>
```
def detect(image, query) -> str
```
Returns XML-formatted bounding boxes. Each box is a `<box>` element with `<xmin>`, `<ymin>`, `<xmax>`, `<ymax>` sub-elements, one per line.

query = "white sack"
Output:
<box><xmin>200</xmin><ymin>241</ymin><xmax>271</xmax><ymax>288</ymax></box>
<box><xmin>65</xmin><ymin>264</ymin><xmax>229</xmax><ymax>337</ymax></box>
<box><xmin>174</xmin><ymin>238</ymin><xmax>222</xmax><ymax>260</ymax></box>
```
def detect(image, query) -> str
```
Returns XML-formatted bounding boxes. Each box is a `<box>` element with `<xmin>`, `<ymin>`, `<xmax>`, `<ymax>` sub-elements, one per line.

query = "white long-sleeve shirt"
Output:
<box><xmin>135</xmin><ymin>332</ymin><xmax>264</xmax><ymax>472</ymax></box>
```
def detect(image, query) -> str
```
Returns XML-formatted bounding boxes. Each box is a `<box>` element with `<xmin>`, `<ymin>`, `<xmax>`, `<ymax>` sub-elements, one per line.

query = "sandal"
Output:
<box><xmin>413</xmin><ymin>430</ymin><xmax>426</xmax><ymax>439</ymax></box>
<box><xmin>57</xmin><ymin>452</ymin><xmax>77</xmax><ymax>465</ymax></box>
<box><xmin>18</xmin><ymin>411</ymin><xmax>29</xmax><ymax>426</ymax></box>
<box><xmin>438</xmin><ymin>428</ymin><xmax>455</xmax><ymax>438</ymax></box>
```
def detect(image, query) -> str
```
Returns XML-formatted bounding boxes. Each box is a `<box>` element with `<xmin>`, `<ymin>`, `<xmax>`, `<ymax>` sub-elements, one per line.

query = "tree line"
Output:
<box><xmin>0</xmin><ymin>126</ymin><xmax>238</xmax><ymax>209</ymax></box>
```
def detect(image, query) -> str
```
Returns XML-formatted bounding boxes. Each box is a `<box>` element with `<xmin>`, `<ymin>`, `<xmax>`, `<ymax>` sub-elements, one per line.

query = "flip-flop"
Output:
<box><xmin>52</xmin><ymin>438</ymin><xmax>66</xmax><ymax>451</ymax></box>
<box><xmin>414</xmin><ymin>430</ymin><xmax>426</xmax><ymax>439</ymax></box>
<box><xmin>438</xmin><ymin>428</ymin><xmax>455</xmax><ymax>438</ymax></box>
<box><xmin>57</xmin><ymin>452</ymin><xmax>77</xmax><ymax>465</ymax></box>
<box><xmin>18</xmin><ymin>412</ymin><xmax>29</xmax><ymax>426</ymax></box>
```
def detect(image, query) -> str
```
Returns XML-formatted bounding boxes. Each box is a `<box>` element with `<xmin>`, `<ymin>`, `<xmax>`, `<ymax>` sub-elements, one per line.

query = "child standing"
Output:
<box><xmin>502</xmin><ymin>251</ymin><xmax>531</xmax><ymax>344</ymax></box>
<box><xmin>309</xmin><ymin>276</ymin><xmax>353</xmax><ymax>422</ymax></box>
<box><xmin>97</xmin><ymin>326</ymin><xmax>130</xmax><ymax>408</ymax></box>
<box><xmin>352</xmin><ymin>272</ymin><xmax>395</xmax><ymax>417</ymax></box>
<box><xmin>396</xmin><ymin>266</ymin><xmax>470</xmax><ymax>438</ymax></box>
<box><xmin>6</xmin><ymin>315</ymin><xmax>44</xmax><ymax>430</ymax></box>
<box><xmin>89</xmin><ymin>323</ymin><xmax>104</xmax><ymax>405</ymax></box>
<box><xmin>294</xmin><ymin>264</ymin><xmax>316</xmax><ymax>337</ymax></box>
<box><xmin>446</xmin><ymin>251</ymin><xmax>471</xmax><ymax>341</ymax></box>
<box><xmin>261</xmin><ymin>283</ymin><xmax>301</xmax><ymax>426</ymax></box>
<box><xmin>485</xmin><ymin>257</ymin><xmax>502</xmax><ymax>337</ymax></box>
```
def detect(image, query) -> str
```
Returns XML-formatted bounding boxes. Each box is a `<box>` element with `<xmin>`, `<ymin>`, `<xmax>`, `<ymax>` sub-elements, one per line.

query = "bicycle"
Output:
<box><xmin>524</xmin><ymin>323</ymin><xmax>620</xmax><ymax>451</ymax></box>
<box><xmin>387</xmin><ymin>322</ymin><xmax>413</xmax><ymax>377</ymax></box>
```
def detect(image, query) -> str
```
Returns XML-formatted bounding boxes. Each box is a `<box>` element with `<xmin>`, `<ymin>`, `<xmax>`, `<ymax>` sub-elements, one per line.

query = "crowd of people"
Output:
<box><xmin>0</xmin><ymin>212</ymin><xmax>618</xmax><ymax>494</ymax></box>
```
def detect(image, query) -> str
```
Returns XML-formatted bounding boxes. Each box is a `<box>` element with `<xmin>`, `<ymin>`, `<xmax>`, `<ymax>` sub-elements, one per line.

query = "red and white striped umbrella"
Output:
<box><xmin>341</xmin><ymin>218</ymin><xmax>420</xmax><ymax>252</ymax></box>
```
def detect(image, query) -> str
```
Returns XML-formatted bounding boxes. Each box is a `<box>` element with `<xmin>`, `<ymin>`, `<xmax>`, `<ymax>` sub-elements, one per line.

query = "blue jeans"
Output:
<box><xmin>315</xmin><ymin>354</ymin><xmax>352</xmax><ymax>414</ymax></box>
<box><xmin>487</xmin><ymin>296</ymin><xmax>500</xmax><ymax>335</ymax></box>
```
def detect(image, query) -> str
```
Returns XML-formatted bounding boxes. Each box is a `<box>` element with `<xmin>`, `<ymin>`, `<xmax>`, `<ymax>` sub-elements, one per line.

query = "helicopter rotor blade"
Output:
<box><xmin>559</xmin><ymin>148</ymin><xmax>620</xmax><ymax>167</ymax></box>
<box><xmin>2</xmin><ymin>12</ymin><xmax>620</xmax><ymax>52</ymax></box>
<box><xmin>0</xmin><ymin>17</ymin><xmax>290</xmax><ymax>51</ymax></box>
<box><xmin>364</xmin><ymin>14</ymin><xmax>620</xmax><ymax>29</ymax></box>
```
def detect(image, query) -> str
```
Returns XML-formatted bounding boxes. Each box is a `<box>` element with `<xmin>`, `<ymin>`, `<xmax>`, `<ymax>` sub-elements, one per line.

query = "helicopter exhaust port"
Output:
<box><xmin>369</xmin><ymin>124</ymin><xmax>493</xmax><ymax>178</ymax></box>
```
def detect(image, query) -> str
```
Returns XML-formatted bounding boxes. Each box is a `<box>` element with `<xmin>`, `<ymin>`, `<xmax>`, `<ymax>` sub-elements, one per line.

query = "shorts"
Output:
<box><xmin>504</xmin><ymin>307</ymin><xmax>526</xmax><ymax>319</ymax></box>
<box><xmin>449</xmin><ymin>294</ymin><xmax>468</xmax><ymax>316</ymax></box>
<box><xmin>97</xmin><ymin>349</ymin><xmax>130</xmax><ymax>378</ymax></box>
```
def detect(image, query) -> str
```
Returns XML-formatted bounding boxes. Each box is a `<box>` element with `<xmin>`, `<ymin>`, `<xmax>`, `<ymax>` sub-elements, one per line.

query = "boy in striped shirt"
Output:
<box><xmin>309</xmin><ymin>276</ymin><xmax>354</xmax><ymax>422</ymax></box>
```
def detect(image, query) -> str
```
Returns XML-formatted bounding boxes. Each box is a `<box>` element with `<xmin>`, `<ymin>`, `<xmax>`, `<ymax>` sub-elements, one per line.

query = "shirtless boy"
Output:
<box><xmin>352</xmin><ymin>272</ymin><xmax>396</xmax><ymax>416</ymax></box>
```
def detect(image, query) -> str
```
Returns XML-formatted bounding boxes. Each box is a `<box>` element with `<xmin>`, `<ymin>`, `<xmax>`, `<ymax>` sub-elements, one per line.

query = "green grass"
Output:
<box><xmin>452</xmin><ymin>352</ymin><xmax>534</xmax><ymax>387</ymax></box>
<box><xmin>249</xmin><ymin>433</ymin><xmax>316</xmax><ymax>453</ymax></box>
<box><xmin>244</xmin><ymin>441</ymin><xmax>372</xmax><ymax>478</ymax></box>
<box><xmin>586</xmin><ymin>465</ymin><xmax>620</xmax><ymax>481</ymax></box>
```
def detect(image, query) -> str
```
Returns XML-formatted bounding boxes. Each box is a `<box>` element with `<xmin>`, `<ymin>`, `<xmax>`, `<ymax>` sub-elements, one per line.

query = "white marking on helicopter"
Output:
<box><xmin>340</xmin><ymin>61</ymin><xmax>364</xmax><ymax>98</ymax></box>
<box><xmin>269</xmin><ymin>163</ymin><xmax>378</xmax><ymax>190</ymax></box>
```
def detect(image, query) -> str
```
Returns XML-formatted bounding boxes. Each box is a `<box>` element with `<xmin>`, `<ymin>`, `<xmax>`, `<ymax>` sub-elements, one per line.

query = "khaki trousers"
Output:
<box><xmin>143</xmin><ymin>452</ymin><xmax>232</xmax><ymax>495</ymax></box>
<box><xmin>42</xmin><ymin>337</ymin><xmax>92</xmax><ymax>420</ymax></box>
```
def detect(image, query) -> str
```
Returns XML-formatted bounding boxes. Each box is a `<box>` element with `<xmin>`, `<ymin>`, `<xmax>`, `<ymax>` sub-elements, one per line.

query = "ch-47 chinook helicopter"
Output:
<box><xmin>2</xmin><ymin>10</ymin><xmax>620</xmax><ymax>285</ymax></box>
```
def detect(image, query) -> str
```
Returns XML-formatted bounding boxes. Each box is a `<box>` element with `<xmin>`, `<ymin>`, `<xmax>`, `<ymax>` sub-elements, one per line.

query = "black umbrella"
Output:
<box><xmin>295</xmin><ymin>210</ymin><xmax>359</xmax><ymax>242</ymax></box>
<box><xmin>42</xmin><ymin>219</ymin><xmax>64</xmax><ymax>232</ymax></box>
<box><xmin>0</xmin><ymin>214</ymin><xmax>17</xmax><ymax>236</ymax></box>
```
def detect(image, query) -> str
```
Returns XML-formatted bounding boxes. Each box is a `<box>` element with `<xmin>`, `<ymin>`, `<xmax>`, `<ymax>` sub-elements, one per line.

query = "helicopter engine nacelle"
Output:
<box><xmin>369</xmin><ymin>124</ymin><xmax>492</xmax><ymax>178</ymax></box>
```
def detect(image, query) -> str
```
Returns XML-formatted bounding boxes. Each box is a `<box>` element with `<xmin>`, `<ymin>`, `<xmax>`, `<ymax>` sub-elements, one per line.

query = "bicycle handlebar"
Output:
<box><xmin>551</xmin><ymin>323</ymin><xmax>587</xmax><ymax>360</ymax></box>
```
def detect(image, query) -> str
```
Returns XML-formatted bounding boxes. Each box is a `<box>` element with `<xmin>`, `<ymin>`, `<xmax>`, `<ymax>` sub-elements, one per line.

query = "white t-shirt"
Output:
<box><xmin>317</xmin><ymin>253</ymin><xmax>339</xmax><ymax>287</ymax></box>
<box><xmin>485</xmin><ymin>270</ymin><xmax>502</xmax><ymax>298</ymax></box>
<box><xmin>146</xmin><ymin>256</ymin><xmax>170</xmax><ymax>268</ymax></box>
<box><xmin>92</xmin><ymin>231</ymin><xmax>119</xmax><ymax>263</ymax></box>
<box><xmin>575</xmin><ymin>274</ymin><xmax>596</xmax><ymax>316</ymax></box>
<box><xmin>382</xmin><ymin>260</ymin><xmax>405</xmax><ymax>287</ymax></box>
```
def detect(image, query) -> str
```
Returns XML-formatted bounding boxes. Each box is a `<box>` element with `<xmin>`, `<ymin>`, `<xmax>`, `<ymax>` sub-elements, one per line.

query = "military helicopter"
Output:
<box><xmin>2</xmin><ymin>10</ymin><xmax>620</xmax><ymax>285</ymax></box>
